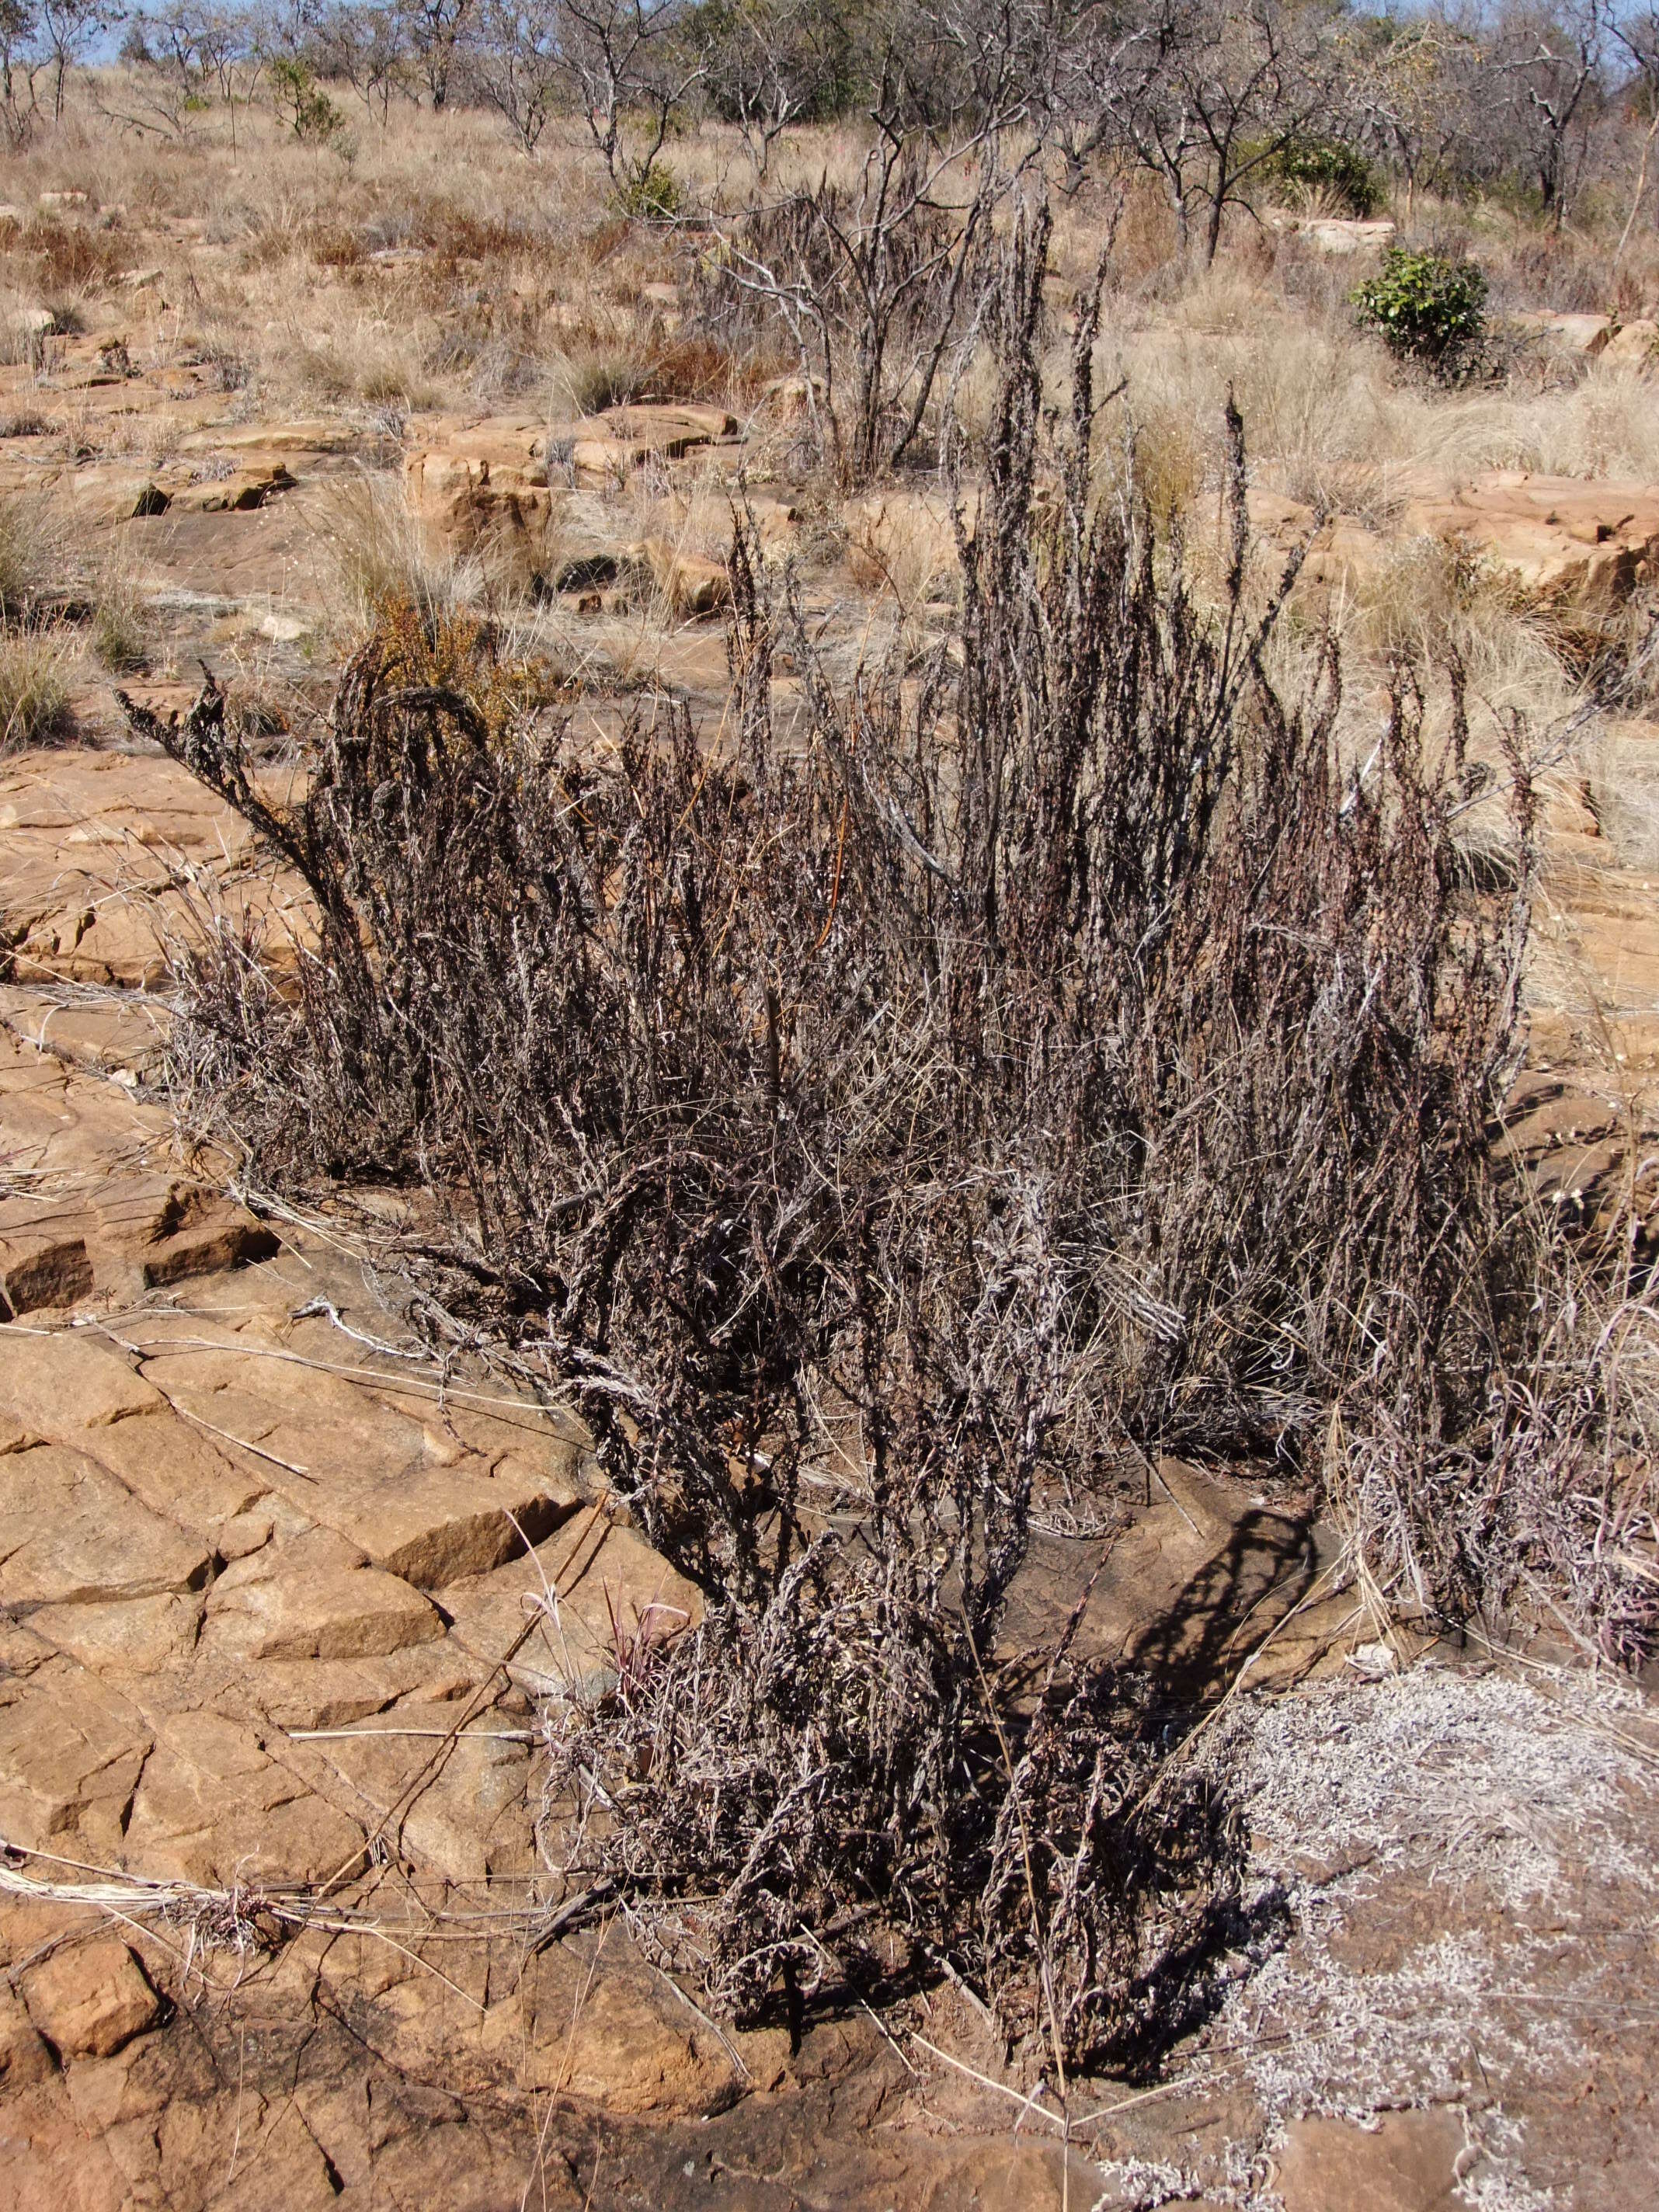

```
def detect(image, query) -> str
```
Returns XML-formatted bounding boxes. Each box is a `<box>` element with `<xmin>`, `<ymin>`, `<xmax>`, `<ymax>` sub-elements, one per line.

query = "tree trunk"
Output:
<box><xmin>1617</xmin><ymin>109</ymin><xmax>1659</xmax><ymax>266</ymax></box>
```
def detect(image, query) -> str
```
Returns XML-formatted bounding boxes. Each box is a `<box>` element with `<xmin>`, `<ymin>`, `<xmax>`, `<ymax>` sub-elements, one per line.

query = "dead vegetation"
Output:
<box><xmin>114</xmin><ymin>185</ymin><xmax>1659</xmax><ymax>2071</ymax></box>
<box><xmin>696</xmin><ymin>134</ymin><xmax>1000</xmax><ymax>485</ymax></box>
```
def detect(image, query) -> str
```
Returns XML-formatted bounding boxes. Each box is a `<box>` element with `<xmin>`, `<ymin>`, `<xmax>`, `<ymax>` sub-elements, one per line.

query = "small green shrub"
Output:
<box><xmin>269</xmin><ymin>57</ymin><xmax>345</xmax><ymax>146</ymax></box>
<box><xmin>1352</xmin><ymin>248</ymin><xmax>1487</xmax><ymax>370</ymax></box>
<box><xmin>616</xmin><ymin>161</ymin><xmax>680</xmax><ymax>222</ymax></box>
<box><xmin>1257</xmin><ymin>134</ymin><xmax>1382</xmax><ymax>218</ymax></box>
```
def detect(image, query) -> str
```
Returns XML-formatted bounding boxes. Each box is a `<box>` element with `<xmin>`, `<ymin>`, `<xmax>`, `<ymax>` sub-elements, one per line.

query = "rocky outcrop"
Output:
<box><xmin>1250</xmin><ymin>470</ymin><xmax>1659</xmax><ymax>614</ymax></box>
<box><xmin>403</xmin><ymin>402</ymin><xmax>742</xmax><ymax>548</ymax></box>
<box><xmin>0</xmin><ymin>748</ymin><xmax>311</xmax><ymax>989</ymax></box>
<box><xmin>1603</xmin><ymin>318</ymin><xmax>1659</xmax><ymax>370</ymax></box>
<box><xmin>1265</xmin><ymin>210</ymin><xmax>1397</xmax><ymax>256</ymax></box>
<box><xmin>1511</xmin><ymin>308</ymin><xmax>1614</xmax><ymax>354</ymax></box>
<box><xmin>19</xmin><ymin>1938</ymin><xmax>160</xmax><ymax>2059</ymax></box>
<box><xmin>1403</xmin><ymin>470</ymin><xmax>1659</xmax><ymax>610</ymax></box>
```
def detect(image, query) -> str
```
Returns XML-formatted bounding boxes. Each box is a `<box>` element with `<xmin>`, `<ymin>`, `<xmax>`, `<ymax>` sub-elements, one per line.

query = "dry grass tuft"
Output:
<box><xmin>0</xmin><ymin>622</ymin><xmax>75</xmax><ymax>750</ymax></box>
<box><xmin>312</xmin><ymin>469</ymin><xmax>485</xmax><ymax>635</ymax></box>
<box><xmin>0</xmin><ymin>489</ymin><xmax>75</xmax><ymax>619</ymax></box>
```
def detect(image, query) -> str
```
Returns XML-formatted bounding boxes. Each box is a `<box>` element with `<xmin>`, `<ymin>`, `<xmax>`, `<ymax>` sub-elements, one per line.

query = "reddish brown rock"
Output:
<box><xmin>0</xmin><ymin>1235</ymin><xmax>94</xmax><ymax>1316</ymax></box>
<box><xmin>1250</xmin><ymin>472</ymin><xmax>1659</xmax><ymax>615</ymax></box>
<box><xmin>21</xmin><ymin>1938</ymin><xmax>160</xmax><ymax>2059</ymax></box>
<box><xmin>1400</xmin><ymin>471</ymin><xmax>1659</xmax><ymax>612</ymax></box>
<box><xmin>201</xmin><ymin>1529</ymin><xmax>444</xmax><ymax>1664</ymax></box>
<box><xmin>0</xmin><ymin>1445</ymin><xmax>211</xmax><ymax>1607</ymax></box>
<box><xmin>0</xmin><ymin>1984</ymin><xmax>54</xmax><ymax>2084</ymax></box>
<box><xmin>0</xmin><ymin>1327</ymin><xmax>163</xmax><ymax>1438</ymax></box>
<box><xmin>567</xmin><ymin>401</ymin><xmax>736</xmax><ymax>478</ymax></box>
<box><xmin>1602</xmin><ymin>317</ymin><xmax>1659</xmax><ymax>370</ymax></box>
<box><xmin>1511</xmin><ymin>308</ymin><xmax>1614</xmax><ymax>354</ymax></box>
<box><xmin>844</xmin><ymin>486</ymin><xmax>962</xmax><ymax>593</ymax></box>
<box><xmin>1267</xmin><ymin>210</ymin><xmax>1397</xmax><ymax>256</ymax></box>
<box><xmin>443</xmin><ymin>1505</ymin><xmax>701</xmax><ymax>1700</ymax></box>
<box><xmin>27</xmin><ymin>1591</ymin><xmax>203</xmax><ymax>1676</ymax></box>
<box><xmin>637</xmin><ymin>535</ymin><xmax>731</xmax><ymax>617</ymax></box>
<box><xmin>120</xmin><ymin>1707</ymin><xmax>366</xmax><ymax>1884</ymax></box>
<box><xmin>0</xmin><ymin>1653</ymin><xmax>152</xmax><ymax>1856</ymax></box>
<box><xmin>1275</xmin><ymin>2110</ymin><xmax>1466</xmax><ymax>2212</ymax></box>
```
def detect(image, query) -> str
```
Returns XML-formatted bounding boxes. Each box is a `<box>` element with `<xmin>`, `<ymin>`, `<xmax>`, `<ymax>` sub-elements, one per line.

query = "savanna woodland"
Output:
<box><xmin>0</xmin><ymin>4</ymin><xmax>1657</xmax><ymax>2207</ymax></box>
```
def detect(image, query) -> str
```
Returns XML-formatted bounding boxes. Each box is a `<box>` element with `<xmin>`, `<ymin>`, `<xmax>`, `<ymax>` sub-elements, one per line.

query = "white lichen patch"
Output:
<box><xmin>1091</xmin><ymin>1659</ymin><xmax>1657</xmax><ymax>2210</ymax></box>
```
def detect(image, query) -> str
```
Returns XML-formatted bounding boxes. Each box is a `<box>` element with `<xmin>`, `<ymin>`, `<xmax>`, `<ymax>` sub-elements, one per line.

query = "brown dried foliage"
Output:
<box><xmin>133</xmin><ymin>202</ymin><xmax>1656</xmax><ymax>2067</ymax></box>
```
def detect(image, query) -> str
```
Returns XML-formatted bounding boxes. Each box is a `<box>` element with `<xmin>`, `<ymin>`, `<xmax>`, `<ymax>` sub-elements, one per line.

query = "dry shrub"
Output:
<box><xmin>697</xmin><ymin>146</ymin><xmax>995</xmax><ymax>484</ymax></box>
<box><xmin>21</xmin><ymin>216</ymin><xmax>125</xmax><ymax>295</ymax></box>
<box><xmin>92</xmin><ymin>533</ymin><xmax>150</xmax><ymax>674</ymax></box>
<box><xmin>546</xmin><ymin>318</ymin><xmax>780</xmax><ymax>423</ymax></box>
<box><xmin>304</xmin><ymin>221</ymin><xmax>366</xmax><ymax>270</ymax></box>
<box><xmin>413</xmin><ymin>207</ymin><xmax>541</xmax><ymax>263</ymax></box>
<box><xmin>135</xmin><ymin>201</ymin><xmax>1657</xmax><ymax>2061</ymax></box>
<box><xmin>312</xmin><ymin>469</ymin><xmax>485</xmax><ymax>633</ymax></box>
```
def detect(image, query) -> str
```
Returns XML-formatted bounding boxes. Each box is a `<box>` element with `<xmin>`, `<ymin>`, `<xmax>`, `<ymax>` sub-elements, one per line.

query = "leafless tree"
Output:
<box><xmin>1341</xmin><ymin>7</ymin><xmax>1488</xmax><ymax>226</ymax></box>
<box><xmin>314</xmin><ymin>1</ymin><xmax>413</xmax><ymax>122</ymax></box>
<box><xmin>1122</xmin><ymin>0</ymin><xmax>1345</xmax><ymax>263</ymax></box>
<box><xmin>1490</xmin><ymin>0</ymin><xmax>1609</xmax><ymax>228</ymax></box>
<box><xmin>1610</xmin><ymin>2</ymin><xmax>1659</xmax><ymax>259</ymax></box>
<box><xmin>1042</xmin><ymin>0</ymin><xmax>1181</xmax><ymax>186</ymax></box>
<box><xmin>694</xmin><ymin>0</ymin><xmax>851</xmax><ymax>180</ymax></box>
<box><xmin>406</xmin><ymin>0</ymin><xmax>471</xmax><ymax>106</ymax></box>
<box><xmin>111</xmin><ymin>2</ymin><xmax>260</xmax><ymax>140</ymax></box>
<box><xmin>0</xmin><ymin>1</ymin><xmax>42</xmax><ymax>148</ymax></box>
<box><xmin>556</xmin><ymin>0</ymin><xmax>704</xmax><ymax>202</ymax></box>
<box><xmin>35</xmin><ymin>0</ymin><xmax>106</xmax><ymax>117</ymax></box>
<box><xmin>704</xmin><ymin>134</ymin><xmax>1012</xmax><ymax>480</ymax></box>
<box><xmin>469</xmin><ymin>0</ymin><xmax>563</xmax><ymax>150</ymax></box>
<box><xmin>695</xmin><ymin>5</ymin><xmax>1046</xmax><ymax>481</ymax></box>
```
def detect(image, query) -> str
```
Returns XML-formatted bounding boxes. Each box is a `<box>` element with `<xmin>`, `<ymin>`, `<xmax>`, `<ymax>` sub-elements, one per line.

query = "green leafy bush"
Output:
<box><xmin>269</xmin><ymin>57</ymin><xmax>346</xmax><ymax>147</ymax></box>
<box><xmin>1257</xmin><ymin>134</ymin><xmax>1382</xmax><ymax>217</ymax></box>
<box><xmin>616</xmin><ymin>160</ymin><xmax>680</xmax><ymax>222</ymax></box>
<box><xmin>1351</xmin><ymin>248</ymin><xmax>1487</xmax><ymax>370</ymax></box>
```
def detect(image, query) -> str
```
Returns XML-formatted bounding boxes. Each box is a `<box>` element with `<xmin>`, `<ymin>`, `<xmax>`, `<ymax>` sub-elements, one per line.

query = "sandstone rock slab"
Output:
<box><xmin>0</xmin><ymin>1983</ymin><xmax>54</xmax><ymax>2085</ymax></box>
<box><xmin>844</xmin><ymin>487</ymin><xmax>962</xmax><ymax>593</ymax></box>
<box><xmin>443</xmin><ymin>1506</ymin><xmax>700</xmax><ymax>1699</ymax></box>
<box><xmin>1602</xmin><ymin>318</ymin><xmax>1659</xmax><ymax>370</ymax></box>
<box><xmin>28</xmin><ymin>1591</ymin><xmax>203</xmax><ymax>1676</ymax></box>
<box><xmin>0</xmin><ymin>1231</ymin><xmax>94</xmax><ymax>1316</ymax></box>
<box><xmin>0</xmin><ymin>1326</ymin><xmax>163</xmax><ymax>1438</ymax></box>
<box><xmin>637</xmin><ymin>535</ymin><xmax>731</xmax><ymax>617</ymax></box>
<box><xmin>0</xmin><ymin>1655</ymin><xmax>151</xmax><ymax>1855</ymax></box>
<box><xmin>0</xmin><ymin>1445</ymin><xmax>210</xmax><ymax>1606</ymax></box>
<box><xmin>137</xmin><ymin>1337</ymin><xmax>583</xmax><ymax>1584</ymax></box>
<box><xmin>1511</xmin><ymin>309</ymin><xmax>1613</xmax><ymax>354</ymax></box>
<box><xmin>121</xmin><ymin>1707</ymin><xmax>365</xmax><ymax>1884</ymax></box>
<box><xmin>78</xmin><ymin>1412</ymin><xmax>267</xmax><ymax>1535</ymax></box>
<box><xmin>304</xmin><ymin>1706</ymin><xmax>532</xmax><ymax>1882</ymax></box>
<box><xmin>1268</xmin><ymin>210</ymin><xmax>1397</xmax><ymax>256</ymax></box>
<box><xmin>22</xmin><ymin>1939</ymin><xmax>159</xmax><ymax>2059</ymax></box>
<box><xmin>1250</xmin><ymin>472</ymin><xmax>1659</xmax><ymax>616</ymax></box>
<box><xmin>201</xmin><ymin>1529</ymin><xmax>443</xmax><ymax>1663</ymax></box>
<box><xmin>1400</xmin><ymin>470</ymin><xmax>1659</xmax><ymax>611</ymax></box>
<box><xmin>1275</xmin><ymin>2109</ymin><xmax>1466</xmax><ymax>2212</ymax></box>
